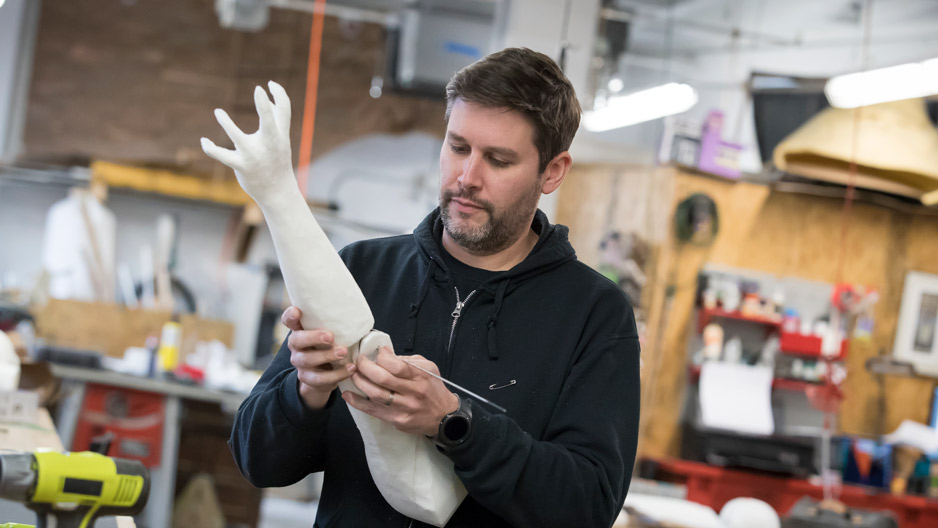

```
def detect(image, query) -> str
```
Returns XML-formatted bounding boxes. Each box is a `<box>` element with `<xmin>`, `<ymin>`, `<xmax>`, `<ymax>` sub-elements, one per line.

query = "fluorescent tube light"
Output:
<box><xmin>825</xmin><ymin>58</ymin><xmax>938</xmax><ymax>109</ymax></box>
<box><xmin>583</xmin><ymin>82</ymin><xmax>698</xmax><ymax>132</ymax></box>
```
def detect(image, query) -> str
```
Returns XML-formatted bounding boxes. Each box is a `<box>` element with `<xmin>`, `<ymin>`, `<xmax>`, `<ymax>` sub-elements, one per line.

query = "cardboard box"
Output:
<box><xmin>33</xmin><ymin>299</ymin><xmax>233</xmax><ymax>359</ymax></box>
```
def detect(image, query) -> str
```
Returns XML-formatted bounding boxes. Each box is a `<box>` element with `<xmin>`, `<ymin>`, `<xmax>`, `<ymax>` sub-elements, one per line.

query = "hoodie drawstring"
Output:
<box><xmin>486</xmin><ymin>279</ymin><xmax>509</xmax><ymax>360</ymax></box>
<box><xmin>405</xmin><ymin>262</ymin><xmax>436</xmax><ymax>352</ymax></box>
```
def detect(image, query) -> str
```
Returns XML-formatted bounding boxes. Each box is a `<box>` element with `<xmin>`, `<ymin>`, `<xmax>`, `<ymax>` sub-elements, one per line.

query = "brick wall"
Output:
<box><xmin>21</xmin><ymin>0</ymin><xmax>445</xmax><ymax>178</ymax></box>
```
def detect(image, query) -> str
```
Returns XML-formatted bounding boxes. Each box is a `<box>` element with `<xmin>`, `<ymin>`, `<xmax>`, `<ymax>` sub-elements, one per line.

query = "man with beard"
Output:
<box><xmin>230</xmin><ymin>47</ymin><xmax>640</xmax><ymax>528</ymax></box>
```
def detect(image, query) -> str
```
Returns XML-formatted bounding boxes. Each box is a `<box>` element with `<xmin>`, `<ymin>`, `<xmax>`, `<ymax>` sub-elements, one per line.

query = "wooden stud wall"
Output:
<box><xmin>556</xmin><ymin>165</ymin><xmax>938</xmax><ymax>459</ymax></box>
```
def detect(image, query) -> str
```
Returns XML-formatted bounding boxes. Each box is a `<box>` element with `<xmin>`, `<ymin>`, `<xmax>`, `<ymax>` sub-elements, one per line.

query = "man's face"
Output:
<box><xmin>439</xmin><ymin>99</ymin><xmax>544</xmax><ymax>255</ymax></box>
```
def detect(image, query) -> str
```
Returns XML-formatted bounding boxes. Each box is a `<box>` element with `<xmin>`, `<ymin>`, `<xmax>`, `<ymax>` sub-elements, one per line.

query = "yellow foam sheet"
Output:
<box><xmin>774</xmin><ymin>98</ymin><xmax>938</xmax><ymax>204</ymax></box>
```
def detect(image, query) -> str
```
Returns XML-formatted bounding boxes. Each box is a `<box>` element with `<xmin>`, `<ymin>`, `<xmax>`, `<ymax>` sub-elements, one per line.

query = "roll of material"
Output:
<box><xmin>0</xmin><ymin>331</ymin><xmax>19</xmax><ymax>392</ymax></box>
<box><xmin>41</xmin><ymin>189</ymin><xmax>116</xmax><ymax>303</ymax></box>
<box><xmin>202</xmin><ymin>81</ymin><xmax>465</xmax><ymax>526</ymax></box>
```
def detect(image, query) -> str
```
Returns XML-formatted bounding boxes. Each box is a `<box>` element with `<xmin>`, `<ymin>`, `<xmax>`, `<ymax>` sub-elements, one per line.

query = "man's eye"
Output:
<box><xmin>450</xmin><ymin>144</ymin><xmax>468</xmax><ymax>153</ymax></box>
<box><xmin>489</xmin><ymin>157</ymin><xmax>509</xmax><ymax>168</ymax></box>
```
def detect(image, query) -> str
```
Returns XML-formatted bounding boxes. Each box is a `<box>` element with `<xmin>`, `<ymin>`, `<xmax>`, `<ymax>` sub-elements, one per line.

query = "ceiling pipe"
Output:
<box><xmin>269</xmin><ymin>0</ymin><xmax>397</xmax><ymax>25</ymax></box>
<box><xmin>606</xmin><ymin>6</ymin><xmax>801</xmax><ymax>48</ymax></box>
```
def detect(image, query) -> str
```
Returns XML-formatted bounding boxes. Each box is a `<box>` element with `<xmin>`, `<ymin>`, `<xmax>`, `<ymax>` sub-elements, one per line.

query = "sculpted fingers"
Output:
<box><xmin>253</xmin><ymin>85</ymin><xmax>276</xmax><ymax>133</ymax></box>
<box><xmin>213</xmin><ymin>108</ymin><xmax>247</xmax><ymax>146</ymax></box>
<box><xmin>267</xmin><ymin>81</ymin><xmax>292</xmax><ymax>131</ymax></box>
<box><xmin>200</xmin><ymin>138</ymin><xmax>242</xmax><ymax>171</ymax></box>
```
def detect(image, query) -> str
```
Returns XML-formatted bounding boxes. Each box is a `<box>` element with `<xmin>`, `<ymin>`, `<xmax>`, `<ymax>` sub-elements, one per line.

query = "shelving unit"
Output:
<box><xmin>696</xmin><ymin>307</ymin><xmax>849</xmax><ymax>361</ymax></box>
<box><xmin>690</xmin><ymin>307</ymin><xmax>850</xmax><ymax>395</ymax></box>
<box><xmin>688</xmin><ymin>364</ymin><xmax>824</xmax><ymax>392</ymax></box>
<box><xmin>90</xmin><ymin>161</ymin><xmax>251</xmax><ymax>206</ymax></box>
<box><xmin>696</xmin><ymin>307</ymin><xmax>781</xmax><ymax>331</ymax></box>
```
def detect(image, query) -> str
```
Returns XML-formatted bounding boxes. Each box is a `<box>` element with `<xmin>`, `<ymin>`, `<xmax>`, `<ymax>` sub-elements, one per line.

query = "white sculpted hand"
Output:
<box><xmin>201</xmin><ymin>81</ymin><xmax>294</xmax><ymax>203</ymax></box>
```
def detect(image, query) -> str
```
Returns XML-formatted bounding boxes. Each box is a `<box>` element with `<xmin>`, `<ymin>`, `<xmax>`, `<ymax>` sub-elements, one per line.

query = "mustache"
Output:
<box><xmin>442</xmin><ymin>190</ymin><xmax>494</xmax><ymax>214</ymax></box>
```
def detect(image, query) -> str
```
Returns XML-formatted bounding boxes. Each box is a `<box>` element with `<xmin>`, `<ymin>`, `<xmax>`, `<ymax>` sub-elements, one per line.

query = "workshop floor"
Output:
<box><xmin>256</xmin><ymin>474</ymin><xmax>321</xmax><ymax>528</ymax></box>
<box><xmin>258</xmin><ymin>496</ymin><xmax>319</xmax><ymax>528</ymax></box>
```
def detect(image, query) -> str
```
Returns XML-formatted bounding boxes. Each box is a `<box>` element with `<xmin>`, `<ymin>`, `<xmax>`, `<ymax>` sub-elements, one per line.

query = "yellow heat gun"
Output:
<box><xmin>0</xmin><ymin>451</ymin><xmax>149</xmax><ymax>528</ymax></box>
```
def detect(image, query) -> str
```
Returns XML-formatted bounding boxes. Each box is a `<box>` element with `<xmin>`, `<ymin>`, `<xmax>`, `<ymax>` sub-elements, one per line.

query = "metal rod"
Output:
<box><xmin>402</xmin><ymin>360</ymin><xmax>507</xmax><ymax>413</ymax></box>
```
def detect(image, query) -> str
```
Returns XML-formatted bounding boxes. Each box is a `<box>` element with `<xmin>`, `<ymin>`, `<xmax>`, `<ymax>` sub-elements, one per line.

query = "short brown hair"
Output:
<box><xmin>445</xmin><ymin>47</ymin><xmax>581</xmax><ymax>173</ymax></box>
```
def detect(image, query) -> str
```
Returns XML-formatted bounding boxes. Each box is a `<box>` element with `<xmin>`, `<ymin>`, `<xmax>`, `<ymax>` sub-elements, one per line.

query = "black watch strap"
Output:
<box><xmin>433</xmin><ymin>395</ymin><xmax>473</xmax><ymax>448</ymax></box>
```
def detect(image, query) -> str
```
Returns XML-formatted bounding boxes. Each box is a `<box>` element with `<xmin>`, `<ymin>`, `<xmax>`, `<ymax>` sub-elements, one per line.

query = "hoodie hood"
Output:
<box><xmin>404</xmin><ymin>207</ymin><xmax>577</xmax><ymax>360</ymax></box>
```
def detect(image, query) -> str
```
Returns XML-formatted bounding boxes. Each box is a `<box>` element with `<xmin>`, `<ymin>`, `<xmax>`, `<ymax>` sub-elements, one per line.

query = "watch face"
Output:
<box><xmin>443</xmin><ymin>415</ymin><xmax>470</xmax><ymax>443</ymax></box>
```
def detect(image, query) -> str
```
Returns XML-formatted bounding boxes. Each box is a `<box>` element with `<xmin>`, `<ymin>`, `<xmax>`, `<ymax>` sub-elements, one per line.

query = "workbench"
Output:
<box><xmin>49</xmin><ymin>364</ymin><xmax>247</xmax><ymax>528</ymax></box>
<box><xmin>0</xmin><ymin>407</ymin><xmax>134</xmax><ymax>527</ymax></box>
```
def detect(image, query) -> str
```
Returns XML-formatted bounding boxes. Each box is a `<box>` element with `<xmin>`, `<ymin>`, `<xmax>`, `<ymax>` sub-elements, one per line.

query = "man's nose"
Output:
<box><xmin>458</xmin><ymin>154</ymin><xmax>483</xmax><ymax>189</ymax></box>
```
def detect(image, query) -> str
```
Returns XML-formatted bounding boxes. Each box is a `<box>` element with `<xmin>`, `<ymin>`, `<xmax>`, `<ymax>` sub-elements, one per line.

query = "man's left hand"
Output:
<box><xmin>342</xmin><ymin>348</ymin><xmax>459</xmax><ymax>437</ymax></box>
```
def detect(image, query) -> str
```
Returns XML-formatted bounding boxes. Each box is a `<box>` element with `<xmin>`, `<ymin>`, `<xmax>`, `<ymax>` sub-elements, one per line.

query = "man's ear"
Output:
<box><xmin>540</xmin><ymin>151</ymin><xmax>572</xmax><ymax>195</ymax></box>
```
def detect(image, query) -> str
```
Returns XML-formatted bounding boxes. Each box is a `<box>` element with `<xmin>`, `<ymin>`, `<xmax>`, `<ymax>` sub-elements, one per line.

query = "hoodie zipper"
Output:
<box><xmin>445</xmin><ymin>286</ymin><xmax>476</xmax><ymax>374</ymax></box>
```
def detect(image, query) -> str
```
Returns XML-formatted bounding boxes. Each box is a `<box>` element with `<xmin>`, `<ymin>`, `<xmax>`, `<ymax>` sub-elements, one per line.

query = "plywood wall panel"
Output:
<box><xmin>556</xmin><ymin>165</ymin><xmax>938</xmax><ymax>457</ymax></box>
<box><xmin>640</xmin><ymin>174</ymin><xmax>771</xmax><ymax>458</ymax></box>
<box><xmin>556</xmin><ymin>164</ymin><xmax>681</xmax><ymax>457</ymax></box>
<box><xmin>554</xmin><ymin>165</ymin><xmax>616</xmax><ymax>268</ymax></box>
<box><xmin>880</xmin><ymin>215</ymin><xmax>938</xmax><ymax>434</ymax></box>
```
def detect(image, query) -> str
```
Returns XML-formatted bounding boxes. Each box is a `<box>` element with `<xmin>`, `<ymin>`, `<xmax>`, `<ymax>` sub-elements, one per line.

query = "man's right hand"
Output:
<box><xmin>281</xmin><ymin>306</ymin><xmax>352</xmax><ymax>410</ymax></box>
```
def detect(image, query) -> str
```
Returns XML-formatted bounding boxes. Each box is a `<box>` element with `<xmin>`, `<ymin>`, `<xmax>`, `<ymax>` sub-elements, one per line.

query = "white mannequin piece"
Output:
<box><xmin>201</xmin><ymin>81</ymin><xmax>465</xmax><ymax>526</ymax></box>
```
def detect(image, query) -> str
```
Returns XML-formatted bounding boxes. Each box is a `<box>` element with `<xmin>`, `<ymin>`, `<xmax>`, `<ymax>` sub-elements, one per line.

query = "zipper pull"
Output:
<box><xmin>452</xmin><ymin>301</ymin><xmax>465</xmax><ymax>319</ymax></box>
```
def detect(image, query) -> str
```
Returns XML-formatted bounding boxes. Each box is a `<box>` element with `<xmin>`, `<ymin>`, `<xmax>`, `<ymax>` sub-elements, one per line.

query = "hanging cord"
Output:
<box><xmin>822</xmin><ymin>0</ymin><xmax>874</xmax><ymax>504</ymax></box>
<box><xmin>297</xmin><ymin>0</ymin><xmax>328</xmax><ymax>196</ymax></box>
<box><xmin>836</xmin><ymin>0</ymin><xmax>873</xmax><ymax>286</ymax></box>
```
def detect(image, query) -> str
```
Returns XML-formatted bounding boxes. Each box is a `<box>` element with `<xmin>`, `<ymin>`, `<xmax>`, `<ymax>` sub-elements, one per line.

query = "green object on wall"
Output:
<box><xmin>674</xmin><ymin>193</ymin><xmax>719</xmax><ymax>246</ymax></box>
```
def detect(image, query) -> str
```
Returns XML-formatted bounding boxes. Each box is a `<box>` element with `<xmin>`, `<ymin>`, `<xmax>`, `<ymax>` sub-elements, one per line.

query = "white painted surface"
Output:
<box><xmin>0</xmin><ymin>0</ymin><xmax>39</xmax><ymax>162</ymax></box>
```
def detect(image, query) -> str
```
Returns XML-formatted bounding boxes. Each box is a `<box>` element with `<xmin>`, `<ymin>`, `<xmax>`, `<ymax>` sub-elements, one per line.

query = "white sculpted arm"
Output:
<box><xmin>201</xmin><ymin>82</ymin><xmax>373</xmax><ymax>347</ymax></box>
<box><xmin>202</xmin><ymin>82</ymin><xmax>465</xmax><ymax>527</ymax></box>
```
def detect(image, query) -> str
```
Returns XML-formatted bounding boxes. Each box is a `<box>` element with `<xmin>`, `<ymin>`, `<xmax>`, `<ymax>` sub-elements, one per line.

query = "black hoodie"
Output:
<box><xmin>229</xmin><ymin>208</ymin><xmax>641</xmax><ymax>528</ymax></box>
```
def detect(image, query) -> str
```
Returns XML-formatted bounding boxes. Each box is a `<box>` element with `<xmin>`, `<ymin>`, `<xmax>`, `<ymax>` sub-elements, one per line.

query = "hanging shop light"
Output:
<box><xmin>583</xmin><ymin>82</ymin><xmax>698</xmax><ymax>132</ymax></box>
<box><xmin>825</xmin><ymin>58</ymin><xmax>938</xmax><ymax>109</ymax></box>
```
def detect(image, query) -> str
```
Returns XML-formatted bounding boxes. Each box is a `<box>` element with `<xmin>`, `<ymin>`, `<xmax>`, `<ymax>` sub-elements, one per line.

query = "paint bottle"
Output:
<box><xmin>157</xmin><ymin>319</ymin><xmax>182</xmax><ymax>373</ymax></box>
<box><xmin>703</xmin><ymin>323</ymin><xmax>724</xmax><ymax>361</ymax></box>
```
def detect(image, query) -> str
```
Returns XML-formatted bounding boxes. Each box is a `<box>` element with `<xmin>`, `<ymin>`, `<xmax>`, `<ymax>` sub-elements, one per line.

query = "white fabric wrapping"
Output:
<box><xmin>345</xmin><ymin>331</ymin><xmax>467</xmax><ymax>525</ymax></box>
<box><xmin>201</xmin><ymin>81</ymin><xmax>465</xmax><ymax>526</ymax></box>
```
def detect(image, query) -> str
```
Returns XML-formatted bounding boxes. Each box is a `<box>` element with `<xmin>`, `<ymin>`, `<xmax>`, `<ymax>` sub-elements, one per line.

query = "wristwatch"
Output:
<box><xmin>433</xmin><ymin>395</ymin><xmax>472</xmax><ymax>448</ymax></box>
